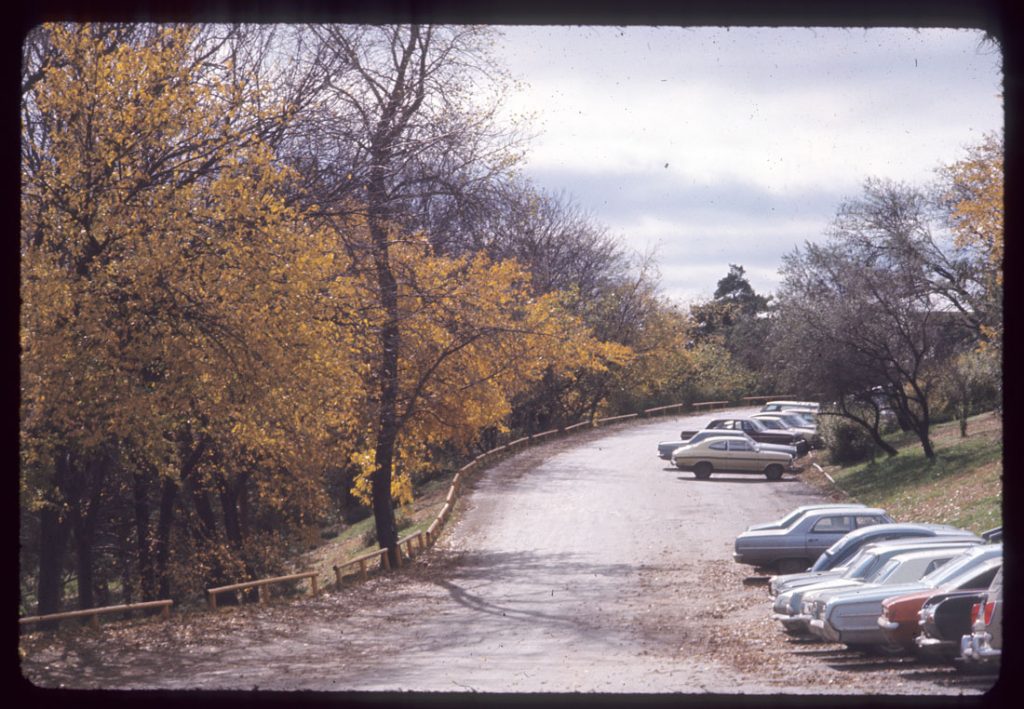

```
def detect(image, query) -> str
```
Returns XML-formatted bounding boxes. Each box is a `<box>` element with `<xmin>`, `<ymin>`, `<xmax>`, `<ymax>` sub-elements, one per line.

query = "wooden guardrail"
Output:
<box><xmin>325</xmin><ymin>393</ymin><xmax>795</xmax><ymax>591</ymax></box>
<box><xmin>692</xmin><ymin>400</ymin><xmax>729</xmax><ymax>409</ymax></box>
<box><xmin>595</xmin><ymin>412</ymin><xmax>639</xmax><ymax>424</ymax></box>
<box><xmin>207</xmin><ymin>571</ymin><xmax>319</xmax><ymax>610</ymax></box>
<box><xmin>741</xmin><ymin>395</ymin><xmax>793</xmax><ymax>404</ymax></box>
<box><xmin>643</xmin><ymin>402</ymin><xmax>687</xmax><ymax>415</ymax></box>
<box><xmin>19</xmin><ymin>599</ymin><xmax>173</xmax><ymax>629</ymax></box>
<box><xmin>333</xmin><ymin>547</ymin><xmax>391</xmax><ymax>586</ymax></box>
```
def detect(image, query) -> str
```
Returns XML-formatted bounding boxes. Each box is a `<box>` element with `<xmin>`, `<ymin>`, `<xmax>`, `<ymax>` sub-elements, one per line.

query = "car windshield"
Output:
<box><xmin>867</xmin><ymin>558</ymin><xmax>901</xmax><ymax>583</ymax></box>
<box><xmin>779</xmin><ymin>415</ymin><xmax>808</xmax><ymax>428</ymax></box>
<box><xmin>840</xmin><ymin>553</ymin><xmax>879</xmax><ymax>579</ymax></box>
<box><xmin>920</xmin><ymin>549</ymin><xmax>998</xmax><ymax>586</ymax></box>
<box><xmin>809</xmin><ymin>550</ymin><xmax>834</xmax><ymax>572</ymax></box>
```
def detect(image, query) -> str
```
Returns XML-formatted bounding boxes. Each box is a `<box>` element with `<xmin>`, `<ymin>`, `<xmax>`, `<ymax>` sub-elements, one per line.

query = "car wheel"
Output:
<box><xmin>694</xmin><ymin>462</ymin><xmax>712</xmax><ymax>480</ymax></box>
<box><xmin>764</xmin><ymin>464</ymin><xmax>784</xmax><ymax>481</ymax></box>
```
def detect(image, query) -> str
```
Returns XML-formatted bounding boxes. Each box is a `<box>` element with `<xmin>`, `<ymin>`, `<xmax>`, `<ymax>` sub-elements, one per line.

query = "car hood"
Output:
<box><xmin>773</xmin><ymin>570</ymin><xmax>846</xmax><ymax>594</ymax></box>
<box><xmin>880</xmin><ymin>589</ymin><xmax>936</xmax><ymax>613</ymax></box>
<box><xmin>788</xmin><ymin>577</ymin><xmax>869</xmax><ymax>602</ymax></box>
<box><xmin>820</xmin><ymin>581</ymin><xmax>932</xmax><ymax>607</ymax></box>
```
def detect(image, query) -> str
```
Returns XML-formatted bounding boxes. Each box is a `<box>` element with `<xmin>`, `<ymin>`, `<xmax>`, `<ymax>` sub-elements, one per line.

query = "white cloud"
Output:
<box><xmin>492</xmin><ymin>25</ymin><xmax>1003</xmax><ymax>303</ymax></box>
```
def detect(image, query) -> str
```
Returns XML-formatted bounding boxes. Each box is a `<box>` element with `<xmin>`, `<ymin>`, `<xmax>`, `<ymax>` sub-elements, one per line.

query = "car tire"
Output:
<box><xmin>764</xmin><ymin>464</ymin><xmax>784</xmax><ymax>481</ymax></box>
<box><xmin>694</xmin><ymin>462</ymin><xmax>712</xmax><ymax>480</ymax></box>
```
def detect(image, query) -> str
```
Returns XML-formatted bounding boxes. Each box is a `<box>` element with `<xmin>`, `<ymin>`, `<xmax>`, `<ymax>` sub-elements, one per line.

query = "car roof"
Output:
<box><xmin>857</xmin><ymin>538</ymin><xmax>981</xmax><ymax>557</ymax></box>
<box><xmin>795</xmin><ymin>506</ymin><xmax>888</xmax><ymax>522</ymax></box>
<box><xmin>886</xmin><ymin>547</ymin><xmax>967</xmax><ymax>565</ymax></box>
<box><xmin>834</xmin><ymin>522</ymin><xmax>966</xmax><ymax>540</ymax></box>
<box><xmin>687</xmin><ymin>435</ymin><xmax>751</xmax><ymax>446</ymax></box>
<box><xmin>860</xmin><ymin>534</ymin><xmax>981</xmax><ymax>550</ymax></box>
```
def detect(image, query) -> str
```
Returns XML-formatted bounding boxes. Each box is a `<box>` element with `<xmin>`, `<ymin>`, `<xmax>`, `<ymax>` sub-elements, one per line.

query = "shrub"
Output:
<box><xmin>820</xmin><ymin>415</ymin><xmax>878</xmax><ymax>465</ymax></box>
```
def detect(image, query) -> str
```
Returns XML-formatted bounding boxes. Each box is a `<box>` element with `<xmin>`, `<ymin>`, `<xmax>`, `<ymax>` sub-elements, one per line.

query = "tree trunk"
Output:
<box><xmin>155</xmin><ymin>476</ymin><xmax>178</xmax><ymax>599</ymax></box>
<box><xmin>36</xmin><ymin>503</ymin><xmax>71</xmax><ymax>623</ymax></box>
<box><xmin>133</xmin><ymin>471</ymin><xmax>156</xmax><ymax>601</ymax></box>
<box><xmin>37</xmin><ymin>450</ymin><xmax>73</xmax><ymax>626</ymax></box>
<box><xmin>72</xmin><ymin>457</ymin><xmax>107</xmax><ymax>610</ymax></box>
<box><xmin>369</xmin><ymin>223</ymin><xmax>401</xmax><ymax>567</ymax></box>
<box><xmin>73</xmin><ymin>524</ymin><xmax>95</xmax><ymax>610</ymax></box>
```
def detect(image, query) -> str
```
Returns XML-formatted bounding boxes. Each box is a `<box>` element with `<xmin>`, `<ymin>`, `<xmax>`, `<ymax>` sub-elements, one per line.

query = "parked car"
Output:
<box><xmin>753</xmin><ymin>412</ymin><xmax>816</xmax><ymax>431</ymax></box>
<box><xmin>959</xmin><ymin>566</ymin><xmax>1003</xmax><ymax>666</ymax></box>
<box><xmin>805</xmin><ymin>545</ymin><xmax>1002</xmax><ymax>651</ymax></box>
<box><xmin>914</xmin><ymin>590</ymin><xmax>989</xmax><ymax>660</ymax></box>
<box><xmin>877</xmin><ymin>554</ymin><xmax>1002</xmax><ymax>654</ymax></box>
<box><xmin>772</xmin><ymin>538</ymin><xmax>982</xmax><ymax>636</ymax></box>
<box><xmin>680</xmin><ymin>418</ymin><xmax>810</xmax><ymax>457</ymax></box>
<box><xmin>670</xmin><ymin>437</ymin><xmax>800</xmax><ymax>480</ymax></box>
<box><xmin>733</xmin><ymin>507</ymin><xmax>893</xmax><ymax>572</ymax></box>
<box><xmin>657</xmin><ymin>429</ymin><xmax>796</xmax><ymax>460</ymax></box>
<box><xmin>745</xmin><ymin>503</ymin><xmax>867</xmax><ymax>533</ymax></box>
<box><xmin>770</xmin><ymin>529</ymin><xmax>982</xmax><ymax>602</ymax></box>
<box><xmin>794</xmin><ymin>522</ymin><xmax>981</xmax><ymax>580</ymax></box>
<box><xmin>760</xmin><ymin>400</ymin><xmax>819</xmax><ymax>413</ymax></box>
<box><xmin>750</xmin><ymin>414</ymin><xmax>822</xmax><ymax>448</ymax></box>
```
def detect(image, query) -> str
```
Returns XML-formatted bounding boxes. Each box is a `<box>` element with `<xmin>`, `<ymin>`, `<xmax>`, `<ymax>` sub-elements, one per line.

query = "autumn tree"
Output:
<box><xmin>277</xmin><ymin>24</ymin><xmax>578</xmax><ymax>565</ymax></box>
<box><xmin>21</xmin><ymin>23</ymin><xmax>362</xmax><ymax>611</ymax></box>
<box><xmin>771</xmin><ymin>179</ymin><xmax>974</xmax><ymax>460</ymax></box>
<box><xmin>933</xmin><ymin>132</ymin><xmax>1003</xmax><ymax>352</ymax></box>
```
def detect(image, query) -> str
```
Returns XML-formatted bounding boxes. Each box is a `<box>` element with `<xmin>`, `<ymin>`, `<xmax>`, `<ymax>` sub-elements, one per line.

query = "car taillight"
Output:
<box><xmin>983</xmin><ymin>601</ymin><xmax>995</xmax><ymax>626</ymax></box>
<box><xmin>970</xmin><ymin>602</ymin><xmax>981</xmax><ymax>624</ymax></box>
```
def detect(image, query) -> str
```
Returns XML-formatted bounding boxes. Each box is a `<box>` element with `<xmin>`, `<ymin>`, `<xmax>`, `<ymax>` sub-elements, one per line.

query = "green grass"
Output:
<box><xmin>827</xmin><ymin>413</ymin><xmax>1002</xmax><ymax>534</ymax></box>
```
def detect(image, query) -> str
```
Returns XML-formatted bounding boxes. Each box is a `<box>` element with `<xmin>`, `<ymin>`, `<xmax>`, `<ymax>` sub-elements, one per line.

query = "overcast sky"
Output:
<box><xmin>491</xmin><ymin>26</ymin><xmax>1003</xmax><ymax>306</ymax></box>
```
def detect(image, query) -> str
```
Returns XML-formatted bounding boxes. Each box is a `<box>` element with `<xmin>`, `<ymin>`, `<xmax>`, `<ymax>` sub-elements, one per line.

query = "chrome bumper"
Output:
<box><xmin>809</xmin><ymin>618</ymin><xmax>841</xmax><ymax>642</ymax></box>
<box><xmin>876</xmin><ymin>617</ymin><xmax>899</xmax><ymax>631</ymax></box>
<box><xmin>960</xmin><ymin>631</ymin><xmax>1001</xmax><ymax>661</ymax></box>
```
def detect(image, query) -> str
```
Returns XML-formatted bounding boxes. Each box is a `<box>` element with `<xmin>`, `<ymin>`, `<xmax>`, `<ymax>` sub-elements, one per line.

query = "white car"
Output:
<box><xmin>772</xmin><ymin>538</ymin><xmax>982</xmax><ymax>635</ymax></box>
<box><xmin>759</xmin><ymin>400</ymin><xmax>819</xmax><ymax>413</ymax></box>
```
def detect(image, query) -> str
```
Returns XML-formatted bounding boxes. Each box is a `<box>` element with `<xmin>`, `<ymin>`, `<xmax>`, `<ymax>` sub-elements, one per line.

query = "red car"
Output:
<box><xmin>876</xmin><ymin>558</ymin><xmax>1002</xmax><ymax>653</ymax></box>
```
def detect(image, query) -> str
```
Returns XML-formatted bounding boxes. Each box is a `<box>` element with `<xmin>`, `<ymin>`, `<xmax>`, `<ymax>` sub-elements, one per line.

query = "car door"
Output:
<box><xmin>706</xmin><ymin>439</ymin><xmax>729</xmax><ymax>466</ymax></box>
<box><xmin>726</xmin><ymin>438</ymin><xmax>758</xmax><ymax>471</ymax></box>
<box><xmin>805</xmin><ymin>515</ymin><xmax>855</xmax><ymax>557</ymax></box>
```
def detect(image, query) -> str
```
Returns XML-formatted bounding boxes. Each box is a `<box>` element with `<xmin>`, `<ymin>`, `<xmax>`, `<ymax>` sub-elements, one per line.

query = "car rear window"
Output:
<box><xmin>854</xmin><ymin>515</ymin><xmax>885</xmax><ymax>528</ymax></box>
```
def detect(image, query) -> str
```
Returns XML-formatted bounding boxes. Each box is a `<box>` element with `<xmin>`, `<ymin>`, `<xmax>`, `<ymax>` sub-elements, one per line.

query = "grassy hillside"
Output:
<box><xmin>812</xmin><ymin>411</ymin><xmax>1002</xmax><ymax>534</ymax></box>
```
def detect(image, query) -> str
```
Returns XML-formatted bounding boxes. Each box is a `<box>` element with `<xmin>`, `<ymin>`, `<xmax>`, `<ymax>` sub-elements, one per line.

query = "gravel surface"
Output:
<box><xmin>19</xmin><ymin>408</ymin><xmax>1002</xmax><ymax>696</ymax></box>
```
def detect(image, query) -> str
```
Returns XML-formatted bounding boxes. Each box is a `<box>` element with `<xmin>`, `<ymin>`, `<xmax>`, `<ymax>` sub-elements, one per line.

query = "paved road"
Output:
<box><xmin>21</xmin><ymin>407</ymin><xmax>822</xmax><ymax>692</ymax></box>
<box><xmin>22</xmin><ymin>407</ymin><xmax>995</xmax><ymax>694</ymax></box>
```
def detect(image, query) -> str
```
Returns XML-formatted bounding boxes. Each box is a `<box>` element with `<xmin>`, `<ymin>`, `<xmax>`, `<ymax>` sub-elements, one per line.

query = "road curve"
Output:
<box><xmin>21</xmin><ymin>407</ymin><xmax>994</xmax><ymax>695</ymax></box>
<box><xmin>20</xmin><ymin>407</ymin><xmax>814</xmax><ymax>692</ymax></box>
